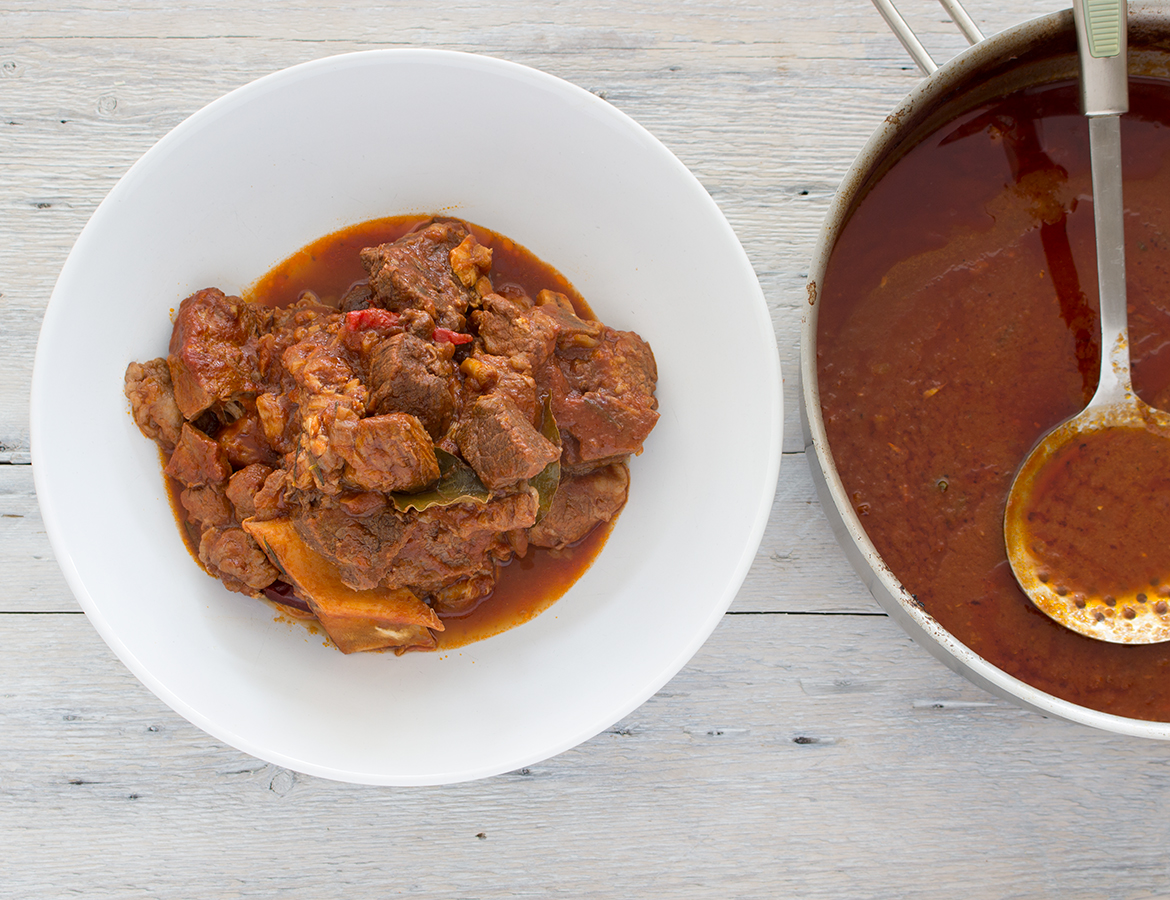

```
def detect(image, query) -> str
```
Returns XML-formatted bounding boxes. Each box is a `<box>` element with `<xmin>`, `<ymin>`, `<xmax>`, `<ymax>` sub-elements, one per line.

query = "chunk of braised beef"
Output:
<box><xmin>431</xmin><ymin>572</ymin><xmax>496</xmax><ymax>617</ymax></box>
<box><xmin>529</xmin><ymin>463</ymin><xmax>630</xmax><ymax>549</ymax></box>
<box><xmin>180</xmin><ymin>484</ymin><xmax>234</xmax><ymax>528</ymax></box>
<box><xmin>458</xmin><ymin>354</ymin><xmax>538</xmax><ymax>426</ymax></box>
<box><xmin>338</xmin><ymin>490</ymin><xmax>388</xmax><ymax>518</ymax></box>
<box><xmin>281</xmin><ymin>326</ymin><xmax>363</xmax><ymax>403</ymax></box>
<box><xmin>252</xmin><ymin>468</ymin><xmax>292</xmax><ymax>521</ymax></box>
<box><xmin>124</xmin><ymin>358</ymin><xmax>184</xmax><ymax>452</ymax></box>
<box><xmin>294</xmin><ymin>505</ymin><xmax>409</xmax><ymax>591</ymax></box>
<box><xmin>359</xmin><ymin>221</ymin><xmax>479</xmax><ymax>332</ymax></box>
<box><xmin>167</xmin><ymin>288</ymin><xmax>265</xmax><ymax>419</ymax></box>
<box><xmin>295</xmin><ymin>491</ymin><xmax>537</xmax><ymax>597</ymax></box>
<box><xmin>383</xmin><ymin>491</ymin><xmax>538</xmax><ymax>595</ymax></box>
<box><xmin>255</xmin><ymin>392</ymin><xmax>296</xmax><ymax>455</ymax></box>
<box><xmin>453</xmin><ymin>392</ymin><xmax>560</xmax><ymax>491</ymax></box>
<box><xmin>218</xmin><ymin>408</ymin><xmax>280</xmax><ymax>468</ymax></box>
<box><xmin>226</xmin><ymin>463</ymin><xmax>274</xmax><ymax>521</ymax></box>
<box><xmin>547</xmin><ymin>327</ymin><xmax>659</xmax><ymax>465</ymax></box>
<box><xmin>566</xmin><ymin>326</ymin><xmax>659</xmax><ymax>397</ymax></box>
<box><xmin>254</xmin><ymin>298</ymin><xmax>334</xmax><ymax>386</ymax></box>
<box><xmin>536</xmin><ymin>289</ymin><xmax>604</xmax><ymax>352</ymax></box>
<box><xmin>339</xmin><ymin>281</ymin><xmax>372</xmax><ymax>312</ymax></box>
<box><xmin>368</xmin><ymin>332</ymin><xmax>457</xmax><ymax>440</ymax></box>
<box><xmin>331</xmin><ymin>412</ymin><xmax>441</xmax><ymax>494</ymax></box>
<box><xmin>198</xmin><ymin>525</ymin><xmax>279</xmax><ymax>594</ymax></box>
<box><xmin>280</xmin><ymin>328</ymin><xmax>370</xmax><ymax>496</ymax></box>
<box><xmin>400</xmin><ymin>308</ymin><xmax>438</xmax><ymax>340</ymax></box>
<box><xmin>164</xmin><ymin>423</ymin><xmax>231</xmax><ymax>487</ymax></box>
<box><xmin>471</xmin><ymin>291</ymin><xmax>558</xmax><ymax>373</ymax></box>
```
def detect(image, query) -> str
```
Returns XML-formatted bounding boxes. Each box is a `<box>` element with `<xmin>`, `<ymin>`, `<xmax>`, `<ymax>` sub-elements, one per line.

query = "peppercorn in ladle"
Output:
<box><xmin>1004</xmin><ymin>0</ymin><xmax>1170</xmax><ymax>644</ymax></box>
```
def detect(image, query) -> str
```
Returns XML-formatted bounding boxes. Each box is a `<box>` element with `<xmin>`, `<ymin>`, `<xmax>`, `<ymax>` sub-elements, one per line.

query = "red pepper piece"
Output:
<box><xmin>433</xmin><ymin>327</ymin><xmax>473</xmax><ymax>345</ymax></box>
<box><xmin>345</xmin><ymin>308</ymin><xmax>399</xmax><ymax>331</ymax></box>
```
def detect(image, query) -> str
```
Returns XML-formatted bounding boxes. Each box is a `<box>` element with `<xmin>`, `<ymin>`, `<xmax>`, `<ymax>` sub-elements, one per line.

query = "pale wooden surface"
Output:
<box><xmin>5</xmin><ymin>1</ymin><xmax>1169</xmax><ymax>897</ymax></box>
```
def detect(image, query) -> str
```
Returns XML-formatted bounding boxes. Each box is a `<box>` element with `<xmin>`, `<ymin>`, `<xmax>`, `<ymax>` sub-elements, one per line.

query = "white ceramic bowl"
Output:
<box><xmin>32</xmin><ymin>50</ymin><xmax>782</xmax><ymax>784</ymax></box>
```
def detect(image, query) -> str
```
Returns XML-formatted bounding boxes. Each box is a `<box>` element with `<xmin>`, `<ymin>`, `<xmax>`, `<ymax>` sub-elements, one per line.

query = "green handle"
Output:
<box><xmin>1085</xmin><ymin>0</ymin><xmax>1124</xmax><ymax>58</ymax></box>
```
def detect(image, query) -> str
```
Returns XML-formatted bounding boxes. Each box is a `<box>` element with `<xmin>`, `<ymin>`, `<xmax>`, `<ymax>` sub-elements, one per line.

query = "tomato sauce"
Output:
<box><xmin>818</xmin><ymin>79</ymin><xmax>1170</xmax><ymax>719</ymax></box>
<box><xmin>172</xmin><ymin>215</ymin><xmax>615</xmax><ymax>650</ymax></box>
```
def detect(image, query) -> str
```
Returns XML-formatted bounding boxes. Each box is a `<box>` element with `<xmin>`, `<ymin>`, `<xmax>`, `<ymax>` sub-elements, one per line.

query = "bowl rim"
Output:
<box><xmin>30</xmin><ymin>47</ymin><xmax>784</xmax><ymax>782</ymax></box>
<box><xmin>800</xmin><ymin>8</ymin><xmax>1170</xmax><ymax>739</ymax></box>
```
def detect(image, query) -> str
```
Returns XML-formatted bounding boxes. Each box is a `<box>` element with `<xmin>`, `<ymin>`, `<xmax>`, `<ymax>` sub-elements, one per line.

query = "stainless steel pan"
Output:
<box><xmin>800</xmin><ymin>5</ymin><xmax>1170</xmax><ymax>738</ymax></box>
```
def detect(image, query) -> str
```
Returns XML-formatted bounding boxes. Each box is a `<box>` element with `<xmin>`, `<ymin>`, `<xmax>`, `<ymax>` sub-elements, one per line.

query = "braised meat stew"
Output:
<box><xmin>125</xmin><ymin>217</ymin><xmax>659</xmax><ymax>654</ymax></box>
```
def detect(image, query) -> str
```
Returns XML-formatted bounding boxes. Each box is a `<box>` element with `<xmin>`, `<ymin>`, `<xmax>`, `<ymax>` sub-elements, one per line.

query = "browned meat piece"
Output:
<box><xmin>458</xmin><ymin>354</ymin><xmax>538</xmax><ymax>426</ymax></box>
<box><xmin>252</xmin><ymin>468</ymin><xmax>291</xmax><ymax>521</ymax></box>
<box><xmin>225</xmin><ymin>463</ymin><xmax>274</xmax><ymax>520</ymax></box>
<box><xmin>385</xmin><ymin>491</ymin><xmax>538</xmax><ymax>595</ymax></box>
<box><xmin>471</xmin><ymin>291</ymin><xmax>558</xmax><ymax>373</ymax></box>
<box><xmin>399</xmin><ymin>308</ymin><xmax>438</xmax><ymax>340</ymax></box>
<box><xmin>255</xmin><ymin>391</ymin><xmax>296</xmax><ymax>454</ymax></box>
<box><xmin>360</xmin><ymin>221</ymin><xmax>477</xmax><ymax>332</ymax></box>
<box><xmin>339</xmin><ymin>281</ymin><xmax>372</xmax><ymax>312</ymax></box>
<box><xmin>529</xmin><ymin>463</ymin><xmax>630</xmax><ymax>549</ymax></box>
<box><xmin>294</xmin><ymin>505</ymin><xmax>405</xmax><ymax>591</ymax></box>
<box><xmin>181</xmin><ymin>484</ymin><xmax>234</xmax><ymax>527</ymax></box>
<box><xmin>368</xmin><ymin>332</ymin><xmax>458</xmax><ymax>439</ymax></box>
<box><xmin>254</xmin><ymin>297</ymin><xmax>334</xmax><ymax>386</ymax></box>
<box><xmin>554</xmin><ymin>390</ymin><xmax>661</xmax><ymax>467</ymax></box>
<box><xmin>536</xmin><ymin>290</ymin><xmax>604</xmax><ymax>352</ymax></box>
<box><xmin>167</xmin><ymin>288</ymin><xmax>265</xmax><ymax>418</ymax></box>
<box><xmin>296</xmin><ymin>490</ymin><xmax>538</xmax><ymax>595</ymax></box>
<box><xmin>331</xmin><ymin>412</ymin><xmax>441</xmax><ymax>494</ymax></box>
<box><xmin>453</xmin><ymin>393</ymin><xmax>560</xmax><ymax>491</ymax></box>
<box><xmin>560</xmin><ymin>326</ymin><xmax>658</xmax><ymax>396</ymax></box>
<box><xmin>281</xmin><ymin>327</ymin><xmax>362</xmax><ymax>402</ymax></box>
<box><xmin>337</xmin><ymin>491</ymin><xmax>388</xmax><ymax>517</ymax></box>
<box><xmin>431</xmin><ymin>572</ymin><xmax>496</xmax><ymax>617</ymax></box>
<box><xmin>164</xmin><ymin>423</ymin><xmax>231</xmax><ymax>487</ymax></box>
<box><xmin>124</xmin><ymin>358</ymin><xmax>184</xmax><ymax>451</ymax></box>
<box><xmin>199</xmin><ymin>525</ymin><xmax>279</xmax><ymax>593</ymax></box>
<box><xmin>548</xmin><ymin>327</ymin><xmax>659</xmax><ymax>465</ymax></box>
<box><xmin>281</xmin><ymin>328</ymin><xmax>370</xmax><ymax>495</ymax></box>
<box><xmin>217</xmin><ymin>409</ymin><xmax>279</xmax><ymax>468</ymax></box>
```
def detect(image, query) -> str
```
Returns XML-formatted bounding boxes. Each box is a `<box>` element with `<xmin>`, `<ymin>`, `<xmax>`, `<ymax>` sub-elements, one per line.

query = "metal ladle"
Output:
<box><xmin>1003</xmin><ymin>0</ymin><xmax>1170</xmax><ymax>644</ymax></box>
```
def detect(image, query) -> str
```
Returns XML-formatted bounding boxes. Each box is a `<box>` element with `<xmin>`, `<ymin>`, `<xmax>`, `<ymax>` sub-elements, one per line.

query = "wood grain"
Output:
<box><xmin>6</xmin><ymin>611</ymin><xmax>1167</xmax><ymax>899</ymax></box>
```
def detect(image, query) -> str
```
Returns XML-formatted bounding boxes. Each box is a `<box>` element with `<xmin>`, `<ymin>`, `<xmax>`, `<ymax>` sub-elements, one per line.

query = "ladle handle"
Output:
<box><xmin>1073</xmin><ymin>0</ymin><xmax>1132</xmax><ymax>404</ymax></box>
<box><xmin>1073</xmin><ymin>0</ymin><xmax>1129</xmax><ymax>115</ymax></box>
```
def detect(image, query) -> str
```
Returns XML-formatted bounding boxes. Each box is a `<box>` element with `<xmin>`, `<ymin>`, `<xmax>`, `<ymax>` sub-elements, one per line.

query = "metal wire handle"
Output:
<box><xmin>871</xmin><ymin>0</ymin><xmax>986</xmax><ymax>74</ymax></box>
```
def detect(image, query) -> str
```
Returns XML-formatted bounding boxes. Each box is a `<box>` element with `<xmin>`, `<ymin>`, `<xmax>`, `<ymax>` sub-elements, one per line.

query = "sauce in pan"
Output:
<box><xmin>818</xmin><ymin>79</ymin><xmax>1170</xmax><ymax>719</ymax></box>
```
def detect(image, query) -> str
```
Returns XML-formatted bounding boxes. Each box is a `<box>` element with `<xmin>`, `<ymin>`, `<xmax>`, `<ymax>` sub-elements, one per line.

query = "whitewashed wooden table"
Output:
<box><xmin>5</xmin><ymin>1</ymin><xmax>1168</xmax><ymax>897</ymax></box>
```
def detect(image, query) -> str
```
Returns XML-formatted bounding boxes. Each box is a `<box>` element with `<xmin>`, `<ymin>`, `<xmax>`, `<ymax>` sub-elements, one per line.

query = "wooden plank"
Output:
<box><xmin>0</xmin><ymin>464</ymin><xmax>73</xmax><ymax>611</ymax></box>
<box><xmin>1</xmin><ymin>610</ymin><xmax>1165</xmax><ymax>899</ymax></box>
